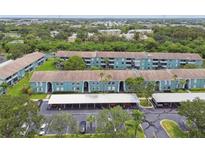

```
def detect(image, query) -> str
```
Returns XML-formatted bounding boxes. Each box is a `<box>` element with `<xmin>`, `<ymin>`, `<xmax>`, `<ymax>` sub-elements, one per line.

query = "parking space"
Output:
<box><xmin>39</xmin><ymin>100</ymin><xmax>187</xmax><ymax>137</ymax></box>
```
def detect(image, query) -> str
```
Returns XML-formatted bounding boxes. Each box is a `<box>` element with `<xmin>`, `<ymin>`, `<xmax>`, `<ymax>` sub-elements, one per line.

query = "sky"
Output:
<box><xmin>0</xmin><ymin>0</ymin><xmax>205</xmax><ymax>15</ymax></box>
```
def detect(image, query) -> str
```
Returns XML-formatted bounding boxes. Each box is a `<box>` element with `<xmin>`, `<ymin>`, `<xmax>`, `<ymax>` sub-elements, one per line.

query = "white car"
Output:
<box><xmin>39</xmin><ymin>123</ymin><xmax>48</xmax><ymax>136</ymax></box>
<box><xmin>20</xmin><ymin>123</ymin><xmax>29</xmax><ymax>136</ymax></box>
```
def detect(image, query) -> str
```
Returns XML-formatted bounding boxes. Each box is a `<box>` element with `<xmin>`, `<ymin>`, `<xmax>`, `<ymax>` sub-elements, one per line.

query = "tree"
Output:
<box><xmin>96</xmin><ymin>106</ymin><xmax>131</xmax><ymax>136</ymax></box>
<box><xmin>49</xmin><ymin>112</ymin><xmax>77</xmax><ymax>136</ymax></box>
<box><xmin>125</xmin><ymin>77</ymin><xmax>145</xmax><ymax>96</ymax></box>
<box><xmin>133</xmin><ymin>32</ymin><xmax>140</xmax><ymax>41</ymax></box>
<box><xmin>5</xmin><ymin>43</ymin><xmax>31</xmax><ymax>59</ymax></box>
<box><xmin>182</xmin><ymin>64</ymin><xmax>198</xmax><ymax>69</ymax></box>
<box><xmin>86</xmin><ymin>115</ymin><xmax>96</xmax><ymax>132</ymax></box>
<box><xmin>143</xmin><ymin>82</ymin><xmax>155</xmax><ymax>101</ymax></box>
<box><xmin>103</xmin><ymin>58</ymin><xmax>109</xmax><ymax>69</ymax></box>
<box><xmin>64</xmin><ymin>56</ymin><xmax>86</xmax><ymax>70</ymax></box>
<box><xmin>99</xmin><ymin>73</ymin><xmax>112</xmax><ymax>92</ymax></box>
<box><xmin>178</xmin><ymin>99</ymin><xmax>205</xmax><ymax>137</ymax></box>
<box><xmin>0</xmin><ymin>95</ymin><xmax>42</xmax><ymax>137</ymax></box>
<box><xmin>179</xmin><ymin>79</ymin><xmax>186</xmax><ymax>89</ymax></box>
<box><xmin>144</xmin><ymin>38</ymin><xmax>159</xmax><ymax>51</ymax></box>
<box><xmin>0</xmin><ymin>82</ymin><xmax>8</xmax><ymax>94</ymax></box>
<box><xmin>172</xmin><ymin>74</ymin><xmax>178</xmax><ymax>89</ymax></box>
<box><xmin>125</xmin><ymin>110</ymin><xmax>144</xmax><ymax>137</ymax></box>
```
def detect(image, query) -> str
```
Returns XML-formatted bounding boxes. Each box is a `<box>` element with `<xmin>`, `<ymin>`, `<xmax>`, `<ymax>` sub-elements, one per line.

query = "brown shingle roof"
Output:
<box><xmin>148</xmin><ymin>52</ymin><xmax>202</xmax><ymax>60</ymax></box>
<box><xmin>56</xmin><ymin>51</ymin><xmax>146</xmax><ymax>59</ymax></box>
<box><xmin>136</xmin><ymin>70</ymin><xmax>174</xmax><ymax>81</ymax></box>
<box><xmin>0</xmin><ymin>52</ymin><xmax>45</xmax><ymax>79</ymax></box>
<box><xmin>96</xmin><ymin>51</ymin><xmax>146</xmax><ymax>58</ymax></box>
<box><xmin>30</xmin><ymin>69</ymin><xmax>205</xmax><ymax>83</ymax></box>
<box><xmin>30</xmin><ymin>70</ymin><xmax>137</xmax><ymax>82</ymax></box>
<box><xmin>170</xmin><ymin>69</ymin><xmax>205</xmax><ymax>79</ymax></box>
<box><xmin>56</xmin><ymin>51</ymin><xmax>202</xmax><ymax>60</ymax></box>
<box><xmin>56</xmin><ymin>51</ymin><xmax>96</xmax><ymax>58</ymax></box>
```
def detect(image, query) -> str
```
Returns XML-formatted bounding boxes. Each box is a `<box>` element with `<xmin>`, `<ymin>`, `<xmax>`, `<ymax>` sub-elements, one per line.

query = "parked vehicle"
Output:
<box><xmin>79</xmin><ymin>121</ymin><xmax>86</xmax><ymax>134</ymax></box>
<box><xmin>39</xmin><ymin>123</ymin><xmax>48</xmax><ymax>136</ymax></box>
<box><xmin>20</xmin><ymin>122</ymin><xmax>29</xmax><ymax>136</ymax></box>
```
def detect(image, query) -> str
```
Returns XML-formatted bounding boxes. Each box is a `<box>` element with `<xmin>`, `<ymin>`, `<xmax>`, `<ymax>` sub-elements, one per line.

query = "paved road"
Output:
<box><xmin>40</xmin><ymin>101</ymin><xmax>187</xmax><ymax>138</ymax></box>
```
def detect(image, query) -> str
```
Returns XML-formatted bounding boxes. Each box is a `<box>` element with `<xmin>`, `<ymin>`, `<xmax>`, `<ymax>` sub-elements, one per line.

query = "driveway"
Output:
<box><xmin>141</xmin><ymin>108</ymin><xmax>187</xmax><ymax>138</ymax></box>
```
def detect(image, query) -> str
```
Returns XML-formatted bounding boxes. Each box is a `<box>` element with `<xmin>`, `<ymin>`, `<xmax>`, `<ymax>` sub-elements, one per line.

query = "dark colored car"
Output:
<box><xmin>79</xmin><ymin>121</ymin><xmax>86</xmax><ymax>134</ymax></box>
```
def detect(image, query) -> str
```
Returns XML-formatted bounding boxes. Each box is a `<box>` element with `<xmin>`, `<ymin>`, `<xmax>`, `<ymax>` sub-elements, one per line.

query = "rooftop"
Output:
<box><xmin>30</xmin><ymin>69</ymin><xmax>205</xmax><ymax>82</ymax></box>
<box><xmin>0</xmin><ymin>52</ymin><xmax>45</xmax><ymax>80</ymax></box>
<box><xmin>30</xmin><ymin>70</ymin><xmax>136</xmax><ymax>82</ymax></box>
<box><xmin>48</xmin><ymin>93</ymin><xmax>139</xmax><ymax>105</ymax></box>
<box><xmin>152</xmin><ymin>93</ymin><xmax>205</xmax><ymax>103</ymax></box>
<box><xmin>56</xmin><ymin>51</ymin><xmax>202</xmax><ymax>60</ymax></box>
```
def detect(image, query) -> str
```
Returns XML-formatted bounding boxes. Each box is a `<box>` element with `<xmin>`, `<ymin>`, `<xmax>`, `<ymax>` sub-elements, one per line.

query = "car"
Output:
<box><xmin>79</xmin><ymin>121</ymin><xmax>86</xmax><ymax>134</ymax></box>
<box><xmin>20</xmin><ymin>122</ymin><xmax>29</xmax><ymax>136</ymax></box>
<box><xmin>39</xmin><ymin>123</ymin><xmax>48</xmax><ymax>136</ymax></box>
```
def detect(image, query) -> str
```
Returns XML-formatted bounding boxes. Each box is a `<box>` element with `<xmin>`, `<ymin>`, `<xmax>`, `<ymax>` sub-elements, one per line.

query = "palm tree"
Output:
<box><xmin>179</xmin><ymin>79</ymin><xmax>186</xmax><ymax>90</ymax></box>
<box><xmin>86</xmin><ymin>115</ymin><xmax>96</xmax><ymax>131</ymax></box>
<box><xmin>99</xmin><ymin>72</ymin><xmax>104</xmax><ymax>81</ymax></box>
<box><xmin>172</xmin><ymin>74</ymin><xmax>178</xmax><ymax>89</ymax></box>
<box><xmin>125</xmin><ymin>110</ymin><xmax>143</xmax><ymax>137</ymax></box>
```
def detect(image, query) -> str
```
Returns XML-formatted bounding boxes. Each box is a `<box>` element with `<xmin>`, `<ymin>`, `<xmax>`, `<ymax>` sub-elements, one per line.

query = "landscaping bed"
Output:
<box><xmin>139</xmin><ymin>99</ymin><xmax>153</xmax><ymax>108</ymax></box>
<box><xmin>161</xmin><ymin>119</ymin><xmax>187</xmax><ymax>138</ymax></box>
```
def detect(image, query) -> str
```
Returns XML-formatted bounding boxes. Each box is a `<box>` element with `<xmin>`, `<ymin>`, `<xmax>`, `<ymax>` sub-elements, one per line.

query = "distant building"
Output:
<box><xmin>56</xmin><ymin>51</ymin><xmax>203</xmax><ymax>70</ymax></box>
<box><xmin>128</xmin><ymin>29</ymin><xmax>153</xmax><ymax>34</ymax></box>
<box><xmin>98</xmin><ymin>29</ymin><xmax>121</xmax><ymax>36</ymax></box>
<box><xmin>67</xmin><ymin>33</ymin><xmax>77</xmax><ymax>42</ymax></box>
<box><xmin>30</xmin><ymin>69</ymin><xmax>205</xmax><ymax>93</ymax></box>
<box><xmin>8</xmin><ymin>40</ymin><xmax>24</xmax><ymax>44</ymax></box>
<box><xmin>50</xmin><ymin>31</ymin><xmax>59</xmax><ymax>38</ymax></box>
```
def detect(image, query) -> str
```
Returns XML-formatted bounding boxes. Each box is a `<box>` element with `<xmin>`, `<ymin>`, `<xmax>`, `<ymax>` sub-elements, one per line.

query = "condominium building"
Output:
<box><xmin>0</xmin><ymin>52</ymin><xmax>46</xmax><ymax>87</ymax></box>
<box><xmin>30</xmin><ymin>69</ymin><xmax>205</xmax><ymax>93</ymax></box>
<box><xmin>56</xmin><ymin>51</ymin><xmax>203</xmax><ymax>70</ymax></box>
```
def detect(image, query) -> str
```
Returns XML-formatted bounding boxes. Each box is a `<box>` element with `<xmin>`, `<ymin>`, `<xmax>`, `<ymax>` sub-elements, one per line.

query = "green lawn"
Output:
<box><xmin>161</xmin><ymin>119</ymin><xmax>187</xmax><ymax>138</ymax></box>
<box><xmin>7</xmin><ymin>73</ymin><xmax>47</xmax><ymax>100</ymax></box>
<box><xmin>171</xmin><ymin>89</ymin><xmax>188</xmax><ymax>93</ymax></box>
<box><xmin>36</xmin><ymin>58</ymin><xmax>58</xmax><ymax>71</ymax></box>
<box><xmin>189</xmin><ymin>88</ymin><xmax>205</xmax><ymax>92</ymax></box>
<box><xmin>7</xmin><ymin>73</ymin><xmax>32</xmax><ymax>96</ymax></box>
<box><xmin>139</xmin><ymin>99</ymin><xmax>153</xmax><ymax>107</ymax></box>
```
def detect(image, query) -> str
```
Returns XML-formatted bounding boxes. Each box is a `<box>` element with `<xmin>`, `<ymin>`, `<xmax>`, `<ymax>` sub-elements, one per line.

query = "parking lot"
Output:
<box><xmin>39</xmin><ymin>100</ymin><xmax>187</xmax><ymax>137</ymax></box>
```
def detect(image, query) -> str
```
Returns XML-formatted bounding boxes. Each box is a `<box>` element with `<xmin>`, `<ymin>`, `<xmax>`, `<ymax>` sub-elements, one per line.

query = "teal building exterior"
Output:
<box><xmin>30</xmin><ymin>69</ymin><xmax>205</xmax><ymax>94</ymax></box>
<box><xmin>0</xmin><ymin>52</ymin><xmax>46</xmax><ymax>89</ymax></box>
<box><xmin>56</xmin><ymin>51</ymin><xmax>203</xmax><ymax>70</ymax></box>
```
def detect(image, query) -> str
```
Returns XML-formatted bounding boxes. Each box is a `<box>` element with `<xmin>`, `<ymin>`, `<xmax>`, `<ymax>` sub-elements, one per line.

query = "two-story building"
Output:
<box><xmin>0</xmin><ymin>52</ymin><xmax>46</xmax><ymax>88</ymax></box>
<box><xmin>56</xmin><ymin>51</ymin><xmax>203</xmax><ymax>70</ymax></box>
<box><xmin>30</xmin><ymin>69</ymin><xmax>205</xmax><ymax>94</ymax></box>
